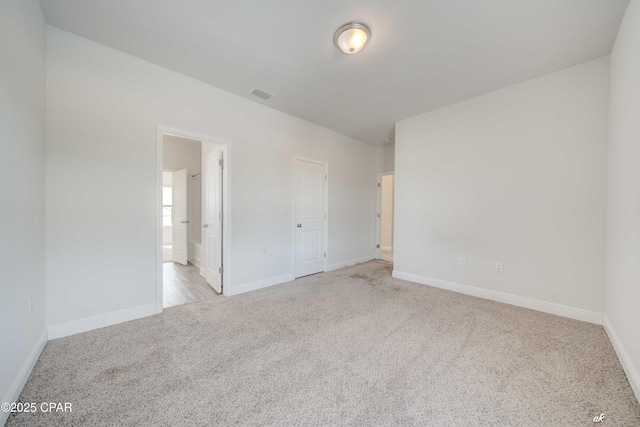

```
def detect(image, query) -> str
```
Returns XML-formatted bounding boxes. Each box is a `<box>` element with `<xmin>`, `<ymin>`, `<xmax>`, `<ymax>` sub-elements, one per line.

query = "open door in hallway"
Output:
<box><xmin>204</xmin><ymin>146</ymin><xmax>222</xmax><ymax>293</ymax></box>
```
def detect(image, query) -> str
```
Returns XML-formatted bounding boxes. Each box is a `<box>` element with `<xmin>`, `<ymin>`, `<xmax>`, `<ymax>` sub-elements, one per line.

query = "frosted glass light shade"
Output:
<box><xmin>334</xmin><ymin>22</ymin><xmax>371</xmax><ymax>54</ymax></box>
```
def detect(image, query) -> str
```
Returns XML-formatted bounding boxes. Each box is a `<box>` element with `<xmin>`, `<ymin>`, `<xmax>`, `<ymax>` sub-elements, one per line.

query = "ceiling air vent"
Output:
<box><xmin>251</xmin><ymin>88</ymin><xmax>273</xmax><ymax>100</ymax></box>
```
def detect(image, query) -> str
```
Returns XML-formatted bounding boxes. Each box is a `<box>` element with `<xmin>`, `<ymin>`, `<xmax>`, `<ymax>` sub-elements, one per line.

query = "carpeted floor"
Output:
<box><xmin>8</xmin><ymin>260</ymin><xmax>640</xmax><ymax>426</ymax></box>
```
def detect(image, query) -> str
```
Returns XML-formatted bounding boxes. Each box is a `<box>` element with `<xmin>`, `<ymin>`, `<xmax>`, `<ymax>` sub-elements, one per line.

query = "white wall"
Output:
<box><xmin>188</xmin><ymin>178</ymin><xmax>202</xmax><ymax>244</ymax></box>
<box><xmin>0</xmin><ymin>0</ymin><xmax>47</xmax><ymax>422</ymax></box>
<box><xmin>163</xmin><ymin>135</ymin><xmax>201</xmax><ymax>176</ymax></box>
<box><xmin>45</xmin><ymin>27</ymin><xmax>376</xmax><ymax>330</ymax></box>
<box><xmin>376</xmin><ymin>144</ymin><xmax>395</xmax><ymax>173</ymax></box>
<box><xmin>381</xmin><ymin>175</ymin><xmax>394</xmax><ymax>249</ymax></box>
<box><xmin>394</xmin><ymin>58</ymin><xmax>609</xmax><ymax>318</ymax></box>
<box><xmin>162</xmin><ymin>171</ymin><xmax>172</xmax><ymax>187</ymax></box>
<box><xmin>605</xmin><ymin>0</ymin><xmax>640</xmax><ymax>402</ymax></box>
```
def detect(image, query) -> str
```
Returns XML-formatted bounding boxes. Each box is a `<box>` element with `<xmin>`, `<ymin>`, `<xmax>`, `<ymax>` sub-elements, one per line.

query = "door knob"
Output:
<box><xmin>203</xmin><ymin>224</ymin><xmax>208</xmax><ymax>228</ymax></box>
<box><xmin>297</xmin><ymin>223</ymin><xmax>302</xmax><ymax>228</ymax></box>
<box><xmin>180</xmin><ymin>220</ymin><xmax>189</xmax><ymax>224</ymax></box>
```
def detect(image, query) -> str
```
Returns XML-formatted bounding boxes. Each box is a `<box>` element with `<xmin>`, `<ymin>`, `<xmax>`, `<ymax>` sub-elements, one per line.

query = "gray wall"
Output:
<box><xmin>0</xmin><ymin>0</ymin><xmax>47</xmax><ymax>421</ymax></box>
<box><xmin>605</xmin><ymin>0</ymin><xmax>640</xmax><ymax>402</ymax></box>
<box><xmin>394</xmin><ymin>58</ymin><xmax>609</xmax><ymax>316</ymax></box>
<box><xmin>45</xmin><ymin>27</ymin><xmax>376</xmax><ymax>330</ymax></box>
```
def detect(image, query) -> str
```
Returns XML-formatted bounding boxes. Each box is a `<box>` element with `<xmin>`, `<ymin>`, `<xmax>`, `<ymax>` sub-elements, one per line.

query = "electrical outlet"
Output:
<box><xmin>495</xmin><ymin>262</ymin><xmax>503</xmax><ymax>273</ymax></box>
<box><xmin>459</xmin><ymin>257</ymin><xmax>467</xmax><ymax>268</ymax></box>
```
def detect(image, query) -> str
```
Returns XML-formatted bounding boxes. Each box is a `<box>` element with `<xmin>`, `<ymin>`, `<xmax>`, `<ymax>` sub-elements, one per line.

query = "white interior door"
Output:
<box><xmin>172</xmin><ymin>168</ymin><xmax>188</xmax><ymax>265</ymax></box>
<box><xmin>204</xmin><ymin>147</ymin><xmax>222</xmax><ymax>293</ymax></box>
<box><xmin>294</xmin><ymin>158</ymin><xmax>326</xmax><ymax>278</ymax></box>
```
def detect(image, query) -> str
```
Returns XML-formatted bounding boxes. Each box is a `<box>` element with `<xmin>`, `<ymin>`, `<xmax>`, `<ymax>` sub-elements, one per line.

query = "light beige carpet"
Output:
<box><xmin>8</xmin><ymin>261</ymin><xmax>640</xmax><ymax>426</ymax></box>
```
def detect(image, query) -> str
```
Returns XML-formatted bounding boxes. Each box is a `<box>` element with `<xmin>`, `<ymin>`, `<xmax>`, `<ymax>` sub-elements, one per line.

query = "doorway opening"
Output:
<box><xmin>156</xmin><ymin>127</ymin><xmax>230</xmax><ymax>312</ymax></box>
<box><xmin>377</xmin><ymin>172</ymin><xmax>394</xmax><ymax>263</ymax></box>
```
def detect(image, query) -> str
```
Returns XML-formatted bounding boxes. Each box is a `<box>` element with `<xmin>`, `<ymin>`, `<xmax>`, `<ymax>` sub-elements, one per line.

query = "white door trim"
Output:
<box><xmin>292</xmin><ymin>156</ymin><xmax>328</xmax><ymax>277</ymax></box>
<box><xmin>156</xmin><ymin>125</ymin><xmax>232</xmax><ymax>313</ymax></box>
<box><xmin>376</xmin><ymin>171</ymin><xmax>394</xmax><ymax>260</ymax></box>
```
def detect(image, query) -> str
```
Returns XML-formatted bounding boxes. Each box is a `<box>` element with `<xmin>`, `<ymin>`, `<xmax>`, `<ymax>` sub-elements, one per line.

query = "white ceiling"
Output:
<box><xmin>39</xmin><ymin>0</ymin><xmax>629</xmax><ymax>146</ymax></box>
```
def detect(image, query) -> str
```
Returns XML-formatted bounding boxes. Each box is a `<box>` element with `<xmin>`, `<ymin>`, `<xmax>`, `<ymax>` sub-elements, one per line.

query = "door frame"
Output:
<box><xmin>156</xmin><ymin>125</ymin><xmax>232</xmax><ymax>313</ymax></box>
<box><xmin>292</xmin><ymin>156</ymin><xmax>329</xmax><ymax>277</ymax></box>
<box><xmin>376</xmin><ymin>171</ymin><xmax>394</xmax><ymax>260</ymax></box>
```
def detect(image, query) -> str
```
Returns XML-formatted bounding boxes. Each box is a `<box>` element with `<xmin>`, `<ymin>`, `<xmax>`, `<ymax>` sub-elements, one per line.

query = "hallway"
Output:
<box><xmin>163</xmin><ymin>262</ymin><xmax>217</xmax><ymax>308</ymax></box>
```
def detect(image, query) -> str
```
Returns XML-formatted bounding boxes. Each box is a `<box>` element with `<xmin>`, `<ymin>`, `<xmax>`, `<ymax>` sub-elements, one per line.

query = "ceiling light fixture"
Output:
<box><xmin>333</xmin><ymin>22</ymin><xmax>371</xmax><ymax>54</ymax></box>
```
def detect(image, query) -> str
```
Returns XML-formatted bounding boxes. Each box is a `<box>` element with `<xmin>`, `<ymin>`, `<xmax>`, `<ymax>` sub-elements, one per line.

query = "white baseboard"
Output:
<box><xmin>603</xmin><ymin>315</ymin><xmax>640</xmax><ymax>404</ymax></box>
<box><xmin>48</xmin><ymin>303</ymin><xmax>157</xmax><ymax>340</ymax></box>
<box><xmin>227</xmin><ymin>256</ymin><xmax>378</xmax><ymax>296</ymax></box>
<box><xmin>392</xmin><ymin>270</ymin><xmax>603</xmax><ymax>325</ymax></box>
<box><xmin>381</xmin><ymin>246</ymin><xmax>393</xmax><ymax>252</ymax></box>
<box><xmin>326</xmin><ymin>255</ymin><xmax>376</xmax><ymax>272</ymax></box>
<box><xmin>1</xmin><ymin>328</ymin><xmax>48</xmax><ymax>426</ymax></box>
<box><xmin>227</xmin><ymin>273</ymin><xmax>295</xmax><ymax>296</ymax></box>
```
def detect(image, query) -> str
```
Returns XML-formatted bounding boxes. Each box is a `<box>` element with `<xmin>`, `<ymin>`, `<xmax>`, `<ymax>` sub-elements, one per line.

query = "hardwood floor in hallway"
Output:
<box><xmin>163</xmin><ymin>261</ymin><xmax>217</xmax><ymax>308</ymax></box>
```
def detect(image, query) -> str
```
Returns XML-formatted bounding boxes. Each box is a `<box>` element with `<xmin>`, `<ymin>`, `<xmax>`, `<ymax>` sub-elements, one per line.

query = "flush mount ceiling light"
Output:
<box><xmin>333</xmin><ymin>22</ymin><xmax>371</xmax><ymax>54</ymax></box>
